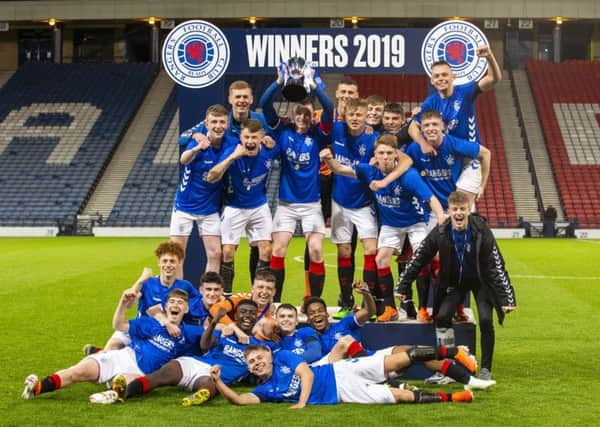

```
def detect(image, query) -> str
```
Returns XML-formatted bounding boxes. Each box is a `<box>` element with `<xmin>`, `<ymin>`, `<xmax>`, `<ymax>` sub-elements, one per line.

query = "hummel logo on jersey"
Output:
<box><xmin>393</xmin><ymin>186</ymin><xmax>402</xmax><ymax>196</ymax></box>
<box><xmin>453</xmin><ymin>100</ymin><xmax>461</xmax><ymax>112</ymax></box>
<box><xmin>445</xmin><ymin>154</ymin><xmax>455</xmax><ymax>165</ymax></box>
<box><xmin>304</xmin><ymin>137</ymin><xmax>313</xmax><ymax>147</ymax></box>
<box><xmin>280</xmin><ymin>365</ymin><xmax>292</xmax><ymax>374</ymax></box>
<box><xmin>358</xmin><ymin>144</ymin><xmax>367</xmax><ymax>157</ymax></box>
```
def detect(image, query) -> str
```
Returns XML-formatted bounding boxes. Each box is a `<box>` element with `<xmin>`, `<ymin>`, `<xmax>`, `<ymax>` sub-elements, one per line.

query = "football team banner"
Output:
<box><xmin>163</xmin><ymin>20</ymin><xmax>489</xmax><ymax>89</ymax></box>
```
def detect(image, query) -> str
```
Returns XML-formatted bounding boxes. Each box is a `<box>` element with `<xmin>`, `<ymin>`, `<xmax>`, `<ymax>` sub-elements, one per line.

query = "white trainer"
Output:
<box><xmin>22</xmin><ymin>374</ymin><xmax>39</xmax><ymax>400</ymax></box>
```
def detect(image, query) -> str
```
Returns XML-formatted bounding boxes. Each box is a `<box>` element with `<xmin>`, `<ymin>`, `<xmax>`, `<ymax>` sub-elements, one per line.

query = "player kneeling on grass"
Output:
<box><xmin>22</xmin><ymin>289</ymin><xmax>203</xmax><ymax>401</ymax></box>
<box><xmin>210</xmin><ymin>344</ymin><xmax>482</xmax><ymax>408</ymax></box>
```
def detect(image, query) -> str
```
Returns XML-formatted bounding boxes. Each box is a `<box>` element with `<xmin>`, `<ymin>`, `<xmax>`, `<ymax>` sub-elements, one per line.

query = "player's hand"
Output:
<box><xmin>192</xmin><ymin>133</ymin><xmax>210</xmax><ymax>150</ymax></box>
<box><xmin>418</xmin><ymin>141</ymin><xmax>437</xmax><ymax>156</ymax></box>
<box><xmin>369</xmin><ymin>180</ymin><xmax>386</xmax><ymax>191</ymax></box>
<box><xmin>262</xmin><ymin>135</ymin><xmax>276</xmax><ymax>149</ymax></box>
<box><xmin>165</xmin><ymin>322</ymin><xmax>181</xmax><ymax>338</ymax></box>
<box><xmin>123</xmin><ymin>287</ymin><xmax>140</xmax><ymax>302</ymax></box>
<box><xmin>476</xmin><ymin>45</ymin><xmax>492</xmax><ymax>58</ymax></box>
<box><xmin>121</xmin><ymin>290</ymin><xmax>137</xmax><ymax>308</ymax></box>
<box><xmin>276</xmin><ymin>64</ymin><xmax>285</xmax><ymax>84</ymax></box>
<box><xmin>476</xmin><ymin>187</ymin><xmax>485</xmax><ymax>201</ymax></box>
<box><xmin>232</xmin><ymin>143</ymin><xmax>248</xmax><ymax>159</ymax></box>
<box><xmin>214</xmin><ymin>307</ymin><xmax>228</xmax><ymax>322</ymax></box>
<box><xmin>289</xmin><ymin>402</ymin><xmax>306</xmax><ymax>409</ymax></box>
<box><xmin>221</xmin><ymin>324</ymin><xmax>235</xmax><ymax>337</ymax></box>
<box><xmin>319</xmin><ymin>148</ymin><xmax>333</xmax><ymax>162</ymax></box>
<box><xmin>234</xmin><ymin>328</ymin><xmax>250</xmax><ymax>345</ymax></box>
<box><xmin>210</xmin><ymin>365</ymin><xmax>222</xmax><ymax>382</ymax></box>
<box><xmin>410</xmin><ymin>106</ymin><xmax>421</xmax><ymax>117</ymax></box>
<box><xmin>396</xmin><ymin>293</ymin><xmax>407</xmax><ymax>302</ymax></box>
<box><xmin>352</xmin><ymin>281</ymin><xmax>369</xmax><ymax>295</ymax></box>
<box><xmin>364</xmin><ymin>125</ymin><xmax>374</xmax><ymax>135</ymax></box>
<box><xmin>502</xmin><ymin>306</ymin><xmax>516</xmax><ymax>313</ymax></box>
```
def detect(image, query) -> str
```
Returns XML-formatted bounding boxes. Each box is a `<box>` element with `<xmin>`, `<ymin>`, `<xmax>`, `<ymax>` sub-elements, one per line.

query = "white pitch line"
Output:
<box><xmin>291</xmin><ymin>256</ymin><xmax>600</xmax><ymax>280</ymax></box>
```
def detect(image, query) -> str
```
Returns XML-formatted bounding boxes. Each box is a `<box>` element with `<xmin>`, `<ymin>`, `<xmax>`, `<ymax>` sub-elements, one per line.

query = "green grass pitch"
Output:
<box><xmin>2</xmin><ymin>237</ymin><xmax>600</xmax><ymax>426</ymax></box>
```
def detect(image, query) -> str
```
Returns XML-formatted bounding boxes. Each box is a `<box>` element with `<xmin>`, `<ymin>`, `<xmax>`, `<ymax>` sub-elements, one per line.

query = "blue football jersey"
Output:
<box><xmin>173</xmin><ymin>137</ymin><xmax>237</xmax><ymax>215</ymax></box>
<box><xmin>196</xmin><ymin>331</ymin><xmax>279</xmax><ymax>385</ymax></box>
<box><xmin>356</xmin><ymin>164</ymin><xmax>432</xmax><ymax>227</ymax></box>
<box><xmin>252</xmin><ymin>350</ymin><xmax>338</xmax><ymax>405</ymax></box>
<box><xmin>128</xmin><ymin>317</ymin><xmax>204</xmax><ymax>374</ymax></box>
<box><xmin>138</xmin><ymin>277</ymin><xmax>202</xmax><ymax>324</ymax></box>
<box><xmin>279</xmin><ymin>327</ymin><xmax>322</xmax><ymax>363</ymax></box>
<box><xmin>330</xmin><ymin>122</ymin><xmax>377</xmax><ymax>208</ymax></box>
<box><xmin>316</xmin><ymin>313</ymin><xmax>362</xmax><ymax>354</ymax></box>
<box><xmin>272</xmin><ymin>123</ymin><xmax>329</xmax><ymax>203</ymax></box>
<box><xmin>219</xmin><ymin>143</ymin><xmax>278</xmax><ymax>209</ymax></box>
<box><xmin>415</xmin><ymin>81</ymin><xmax>480</xmax><ymax>142</ymax></box>
<box><xmin>405</xmin><ymin>135</ymin><xmax>480</xmax><ymax>209</ymax></box>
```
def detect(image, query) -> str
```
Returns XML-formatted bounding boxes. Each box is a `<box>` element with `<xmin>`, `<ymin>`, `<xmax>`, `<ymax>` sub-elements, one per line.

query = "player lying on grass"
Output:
<box><xmin>22</xmin><ymin>289</ymin><xmax>203</xmax><ymax>401</ymax></box>
<box><xmin>89</xmin><ymin>299</ymin><xmax>279</xmax><ymax>406</ymax></box>
<box><xmin>83</xmin><ymin>241</ymin><xmax>205</xmax><ymax>355</ymax></box>
<box><xmin>210</xmin><ymin>344</ymin><xmax>490</xmax><ymax>408</ymax></box>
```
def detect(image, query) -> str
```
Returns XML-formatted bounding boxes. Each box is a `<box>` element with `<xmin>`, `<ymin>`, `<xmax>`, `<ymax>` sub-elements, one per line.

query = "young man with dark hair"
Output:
<box><xmin>275</xmin><ymin>304</ymin><xmax>323</xmax><ymax>364</ymax></box>
<box><xmin>408</xmin><ymin>46</ymin><xmax>501</xmax><ymax>206</ymax></box>
<box><xmin>172</xmin><ymin>104</ymin><xmax>236</xmax><ymax>275</ymax></box>
<box><xmin>397</xmin><ymin>191</ymin><xmax>517</xmax><ymax>381</ymax></box>
<box><xmin>206</xmin><ymin>119</ymin><xmax>277</xmax><ymax>296</ymax></box>
<box><xmin>23</xmin><ymin>289</ymin><xmax>202</xmax><ymax>402</ymax></box>
<box><xmin>259</xmin><ymin>66</ymin><xmax>334</xmax><ymax>302</ymax></box>
<box><xmin>366</xmin><ymin>94</ymin><xmax>386</xmax><ymax>131</ymax></box>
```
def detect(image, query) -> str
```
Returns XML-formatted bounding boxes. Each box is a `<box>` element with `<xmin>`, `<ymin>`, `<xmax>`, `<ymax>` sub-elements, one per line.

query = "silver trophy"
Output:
<box><xmin>282</xmin><ymin>56</ymin><xmax>315</xmax><ymax>102</ymax></box>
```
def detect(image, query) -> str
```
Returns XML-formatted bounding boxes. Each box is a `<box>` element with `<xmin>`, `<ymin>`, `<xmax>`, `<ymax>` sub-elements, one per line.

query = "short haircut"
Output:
<box><xmin>237</xmin><ymin>298</ymin><xmax>259</xmax><ymax>310</ymax></box>
<box><xmin>294</xmin><ymin>104</ymin><xmax>312</xmax><ymax>117</ymax></box>
<box><xmin>200</xmin><ymin>271</ymin><xmax>224</xmax><ymax>287</ymax></box>
<box><xmin>420</xmin><ymin>109</ymin><xmax>442</xmax><ymax>121</ymax></box>
<box><xmin>366</xmin><ymin>95</ymin><xmax>386</xmax><ymax>106</ymax></box>
<box><xmin>375</xmin><ymin>133</ymin><xmax>398</xmax><ymax>149</ymax></box>
<box><xmin>384</xmin><ymin>102</ymin><xmax>404</xmax><ymax>115</ymax></box>
<box><xmin>254</xmin><ymin>270</ymin><xmax>276</xmax><ymax>284</ymax></box>
<box><xmin>303</xmin><ymin>296</ymin><xmax>327</xmax><ymax>313</ymax></box>
<box><xmin>167</xmin><ymin>288</ymin><xmax>189</xmax><ymax>302</ymax></box>
<box><xmin>337</xmin><ymin>76</ymin><xmax>358</xmax><ymax>88</ymax></box>
<box><xmin>431</xmin><ymin>60</ymin><xmax>451</xmax><ymax>69</ymax></box>
<box><xmin>276</xmin><ymin>303</ymin><xmax>298</xmax><ymax>315</ymax></box>
<box><xmin>244</xmin><ymin>344</ymin><xmax>270</xmax><ymax>358</ymax></box>
<box><xmin>346</xmin><ymin>98</ymin><xmax>368</xmax><ymax>112</ymax></box>
<box><xmin>448</xmin><ymin>191</ymin><xmax>470</xmax><ymax>206</ymax></box>
<box><xmin>205</xmin><ymin>104</ymin><xmax>228</xmax><ymax>117</ymax></box>
<box><xmin>229</xmin><ymin>80</ymin><xmax>252</xmax><ymax>94</ymax></box>
<box><xmin>155</xmin><ymin>241</ymin><xmax>185</xmax><ymax>260</ymax></box>
<box><xmin>241</xmin><ymin>119</ymin><xmax>264</xmax><ymax>133</ymax></box>
<box><xmin>298</xmin><ymin>97</ymin><xmax>316</xmax><ymax>109</ymax></box>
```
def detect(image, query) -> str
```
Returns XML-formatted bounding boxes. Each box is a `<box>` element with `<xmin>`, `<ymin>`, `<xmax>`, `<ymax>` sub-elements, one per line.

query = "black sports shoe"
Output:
<box><xmin>402</xmin><ymin>300</ymin><xmax>417</xmax><ymax>319</ymax></box>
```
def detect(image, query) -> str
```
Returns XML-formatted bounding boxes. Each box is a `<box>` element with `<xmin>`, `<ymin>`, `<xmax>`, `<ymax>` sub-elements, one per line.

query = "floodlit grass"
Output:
<box><xmin>2</xmin><ymin>237</ymin><xmax>600</xmax><ymax>426</ymax></box>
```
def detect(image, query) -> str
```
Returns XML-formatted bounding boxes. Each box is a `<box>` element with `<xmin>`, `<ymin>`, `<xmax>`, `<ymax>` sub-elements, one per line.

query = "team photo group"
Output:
<box><xmin>21</xmin><ymin>25</ymin><xmax>518</xmax><ymax>408</ymax></box>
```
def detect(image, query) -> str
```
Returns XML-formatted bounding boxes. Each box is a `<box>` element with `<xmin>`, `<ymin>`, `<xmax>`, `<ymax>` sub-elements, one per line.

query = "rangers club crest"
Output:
<box><xmin>162</xmin><ymin>20</ymin><xmax>230</xmax><ymax>89</ymax></box>
<box><xmin>421</xmin><ymin>20</ymin><xmax>489</xmax><ymax>85</ymax></box>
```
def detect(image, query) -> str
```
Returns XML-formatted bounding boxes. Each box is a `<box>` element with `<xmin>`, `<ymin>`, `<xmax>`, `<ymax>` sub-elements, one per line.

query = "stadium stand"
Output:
<box><xmin>527</xmin><ymin>60</ymin><xmax>600</xmax><ymax>227</ymax></box>
<box><xmin>0</xmin><ymin>63</ymin><xmax>157</xmax><ymax>226</ymax></box>
<box><xmin>106</xmin><ymin>87</ymin><xmax>179</xmax><ymax>227</ymax></box>
<box><xmin>351</xmin><ymin>74</ymin><xmax>517</xmax><ymax>227</ymax></box>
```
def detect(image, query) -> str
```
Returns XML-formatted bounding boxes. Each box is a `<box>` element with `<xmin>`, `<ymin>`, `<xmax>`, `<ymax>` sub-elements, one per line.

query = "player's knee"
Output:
<box><xmin>375</xmin><ymin>253</ymin><xmax>391</xmax><ymax>268</ymax></box>
<box><xmin>222</xmin><ymin>245</ymin><xmax>236</xmax><ymax>261</ymax></box>
<box><xmin>154</xmin><ymin>360</ymin><xmax>183</xmax><ymax>386</ymax></box>
<box><xmin>337</xmin><ymin>244</ymin><xmax>351</xmax><ymax>258</ymax></box>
